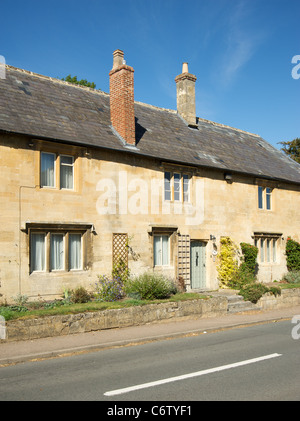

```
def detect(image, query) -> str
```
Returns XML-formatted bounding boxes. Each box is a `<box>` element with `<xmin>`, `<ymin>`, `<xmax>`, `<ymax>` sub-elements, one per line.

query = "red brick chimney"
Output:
<box><xmin>109</xmin><ymin>49</ymin><xmax>135</xmax><ymax>145</ymax></box>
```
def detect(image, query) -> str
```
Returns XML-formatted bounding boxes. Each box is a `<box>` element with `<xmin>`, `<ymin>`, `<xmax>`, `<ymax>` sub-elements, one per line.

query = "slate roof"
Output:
<box><xmin>1</xmin><ymin>65</ymin><xmax>299</xmax><ymax>185</ymax></box>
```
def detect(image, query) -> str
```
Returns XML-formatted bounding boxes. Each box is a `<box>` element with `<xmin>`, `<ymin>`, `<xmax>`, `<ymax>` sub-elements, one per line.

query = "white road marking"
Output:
<box><xmin>104</xmin><ymin>353</ymin><xmax>282</xmax><ymax>396</ymax></box>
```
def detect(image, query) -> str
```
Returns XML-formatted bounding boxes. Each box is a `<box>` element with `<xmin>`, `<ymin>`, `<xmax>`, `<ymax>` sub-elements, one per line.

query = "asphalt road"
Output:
<box><xmin>1</xmin><ymin>319</ymin><xmax>300</xmax><ymax>402</ymax></box>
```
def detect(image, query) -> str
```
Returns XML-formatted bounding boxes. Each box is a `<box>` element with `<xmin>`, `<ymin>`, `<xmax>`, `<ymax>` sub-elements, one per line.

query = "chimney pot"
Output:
<box><xmin>182</xmin><ymin>62</ymin><xmax>189</xmax><ymax>73</ymax></box>
<box><xmin>113</xmin><ymin>49</ymin><xmax>124</xmax><ymax>69</ymax></box>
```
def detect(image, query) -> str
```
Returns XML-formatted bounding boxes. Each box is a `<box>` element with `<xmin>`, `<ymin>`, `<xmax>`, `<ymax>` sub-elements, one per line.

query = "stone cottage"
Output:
<box><xmin>0</xmin><ymin>49</ymin><xmax>299</xmax><ymax>302</ymax></box>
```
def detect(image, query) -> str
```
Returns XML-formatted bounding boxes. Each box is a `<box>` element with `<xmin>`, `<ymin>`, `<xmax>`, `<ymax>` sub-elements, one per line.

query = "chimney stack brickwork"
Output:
<box><xmin>175</xmin><ymin>63</ymin><xmax>197</xmax><ymax>127</ymax></box>
<box><xmin>109</xmin><ymin>50</ymin><xmax>135</xmax><ymax>145</ymax></box>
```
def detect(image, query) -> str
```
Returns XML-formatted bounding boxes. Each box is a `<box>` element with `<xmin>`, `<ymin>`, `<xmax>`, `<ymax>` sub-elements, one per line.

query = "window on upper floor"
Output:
<box><xmin>40</xmin><ymin>152</ymin><xmax>74</xmax><ymax>190</ymax></box>
<box><xmin>60</xmin><ymin>155</ymin><xmax>74</xmax><ymax>189</ymax></box>
<box><xmin>164</xmin><ymin>171</ymin><xmax>190</xmax><ymax>202</ymax></box>
<box><xmin>41</xmin><ymin>152</ymin><xmax>55</xmax><ymax>188</ymax></box>
<box><xmin>258</xmin><ymin>186</ymin><xmax>272</xmax><ymax>210</ymax></box>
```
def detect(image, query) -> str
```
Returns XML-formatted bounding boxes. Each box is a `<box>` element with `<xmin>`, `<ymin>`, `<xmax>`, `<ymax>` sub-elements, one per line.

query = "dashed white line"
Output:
<box><xmin>104</xmin><ymin>353</ymin><xmax>282</xmax><ymax>396</ymax></box>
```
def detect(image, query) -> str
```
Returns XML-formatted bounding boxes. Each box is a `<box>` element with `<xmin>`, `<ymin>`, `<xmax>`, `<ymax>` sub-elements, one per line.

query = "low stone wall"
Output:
<box><xmin>3</xmin><ymin>289</ymin><xmax>300</xmax><ymax>343</ymax></box>
<box><xmin>4</xmin><ymin>296</ymin><xmax>227</xmax><ymax>342</ymax></box>
<box><xmin>256</xmin><ymin>288</ymin><xmax>300</xmax><ymax>310</ymax></box>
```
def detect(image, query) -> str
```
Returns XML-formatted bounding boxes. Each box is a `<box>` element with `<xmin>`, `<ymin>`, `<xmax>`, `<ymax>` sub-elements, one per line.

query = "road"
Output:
<box><xmin>1</xmin><ymin>320</ymin><xmax>300</xmax><ymax>402</ymax></box>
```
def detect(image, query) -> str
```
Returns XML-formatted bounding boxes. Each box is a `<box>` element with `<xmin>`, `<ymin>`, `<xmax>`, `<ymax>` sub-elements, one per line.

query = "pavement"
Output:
<box><xmin>1</xmin><ymin>304</ymin><xmax>300</xmax><ymax>367</ymax></box>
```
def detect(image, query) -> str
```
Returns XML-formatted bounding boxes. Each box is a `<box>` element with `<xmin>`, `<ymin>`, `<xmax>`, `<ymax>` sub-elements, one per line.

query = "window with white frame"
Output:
<box><xmin>60</xmin><ymin>155</ymin><xmax>74</xmax><ymax>189</ymax></box>
<box><xmin>164</xmin><ymin>171</ymin><xmax>190</xmax><ymax>202</ymax></box>
<box><xmin>41</xmin><ymin>152</ymin><xmax>55</xmax><ymax>188</ymax></box>
<box><xmin>153</xmin><ymin>235</ymin><xmax>169</xmax><ymax>266</ymax></box>
<box><xmin>31</xmin><ymin>233</ymin><xmax>46</xmax><ymax>272</ymax></box>
<box><xmin>50</xmin><ymin>234</ymin><xmax>65</xmax><ymax>271</ymax></box>
<box><xmin>69</xmin><ymin>233</ymin><xmax>82</xmax><ymax>270</ymax></box>
<box><xmin>258</xmin><ymin>186</ymin><xmax>272</xmax><ymax>210</ymax></box>
<box><xmin>40</xmin><ymin>152</ymin><xmax>74</xmax><ymax>190</ymax></box>
<box><xmin>30</xmin><ymin>230</ymin><xmax>83</xmax><ymax>273</ymax></box>
<box><xmin>164</xmin><ymin>171</ymin><xmax>171</xmax><ymax>201</ymax></box>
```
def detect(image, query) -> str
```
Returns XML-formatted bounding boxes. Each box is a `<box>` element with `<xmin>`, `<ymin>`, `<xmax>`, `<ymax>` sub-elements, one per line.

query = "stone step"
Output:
<box><xmin>227</xmin><ymin>297</ymin><xmax>260</xmax><ymax>314</ymax></box>
<box><xmin>227</xmin><ymin>294</ymin><xmax>244</xmax><ymax>303</ymax></box>
<box><xmin>206</xmin><ymin>290</ymin><xmax>261</xmax><ymax>314</ymax></box>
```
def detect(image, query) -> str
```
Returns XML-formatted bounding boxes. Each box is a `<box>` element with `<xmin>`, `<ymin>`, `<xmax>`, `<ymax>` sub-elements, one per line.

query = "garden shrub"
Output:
<box><xmin>283</xmin><ymin>270</ymin><xmax>300</xmax><ymax>284</ymax></box>
<box><xmin>239</xmin><ymin>283</ymin><xmax>269</xmax><ymax>303</ymax></box>
<box><xmin>70</xmin><ymin>286</ymin><xmax>91</xmax><ymax>303</ymax></box>
<box><xmin>217</xmin><ymin>237</ymin><xmax>239</xmax><ymax>288</ymax></box>
<box><xmin>286</xmin><ymin>238</ymin><xmax>300</xmax><ymax>272</ymax></box>
<box><xmin>94</xmin><ymin>275</ymin><xmax>125</xmax><ymax>302</ymax></box>
<box><xmin>239</xmin><ymin>283</ymin><xmax>281</xmax><ymax>304</ymax></box>
<box><xmin>240</xmin><ymin>242</ymin><xmax>258</xmax><ymax>275</ymax></box>
<box><xmin>229</xmin><ymin>265</ymin><xmax>256</xmax><ymax>289</ymax></box>
<box><xmin>125</xmin><ymin>272</ymin><xmax>177</xmax><ymax>300</ymax></box>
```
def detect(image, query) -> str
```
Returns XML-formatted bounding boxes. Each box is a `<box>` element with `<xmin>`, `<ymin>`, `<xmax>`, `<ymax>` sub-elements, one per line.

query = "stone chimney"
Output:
<box><xmin>109</xmin><ymin>49</ymin><xmax>135</xmax><ymax>145</ymax></box>
<box><xmin>175</xmin><ymin>62</ymin><xmax>197</xmax><ymax>127</ymax></box>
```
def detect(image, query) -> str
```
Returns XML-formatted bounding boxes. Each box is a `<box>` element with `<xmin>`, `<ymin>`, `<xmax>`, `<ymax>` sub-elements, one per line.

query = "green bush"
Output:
<box><xmin>286</xmin><ymin>238</ymin><xmax>300</xmax><ymax>272</ymax></box>
<box><xmin>226</xmin><ymin>242</ymin><xmax>258</xmax><ymax>290</ymax></box>
<box><xmin>239</xmin><ymin>283</ymin><xmax>281</xmax><ymax>304</ymax></box>
<box><xmin>229</xmin><ymin>265</ymin><xmax>256</xmax><ymax>289</ymax></box>
<box><xmin>239</xmin><ymin>283</ymin><xmax>268</xmax><ymax>303</ymax></box>
<box><xmin>283</xmin><ymin>270</ymin><xmax>300</xmax><ymax>284</ymax></box>
<box><xmin>240</xmin><ymin>242</ymin><xmax>258</xmax><ymax>275</ymax></box>
<box><xmin>125</xmin><ymin>272</ymin><xmax>177</xmax><ymax>300</ymax></box>
<box><xmin>0</xmin><ymin>305</ymin><xmax>28</xmax><ymax>321</ymax></box>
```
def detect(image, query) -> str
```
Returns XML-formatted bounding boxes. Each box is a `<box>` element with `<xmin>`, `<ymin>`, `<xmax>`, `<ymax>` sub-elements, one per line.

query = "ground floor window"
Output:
<box><xmin>30</xmin><ymin>230</ymin><xmax>83</xmax><ymax>273</ymax></box>
<box><xmin>254</xmin><ymin>234</ymin><xmax>280</xmax><ymax>264</ymax></box>
<box><xmin>154</xmin><ymin>235</ymin><xmax>169</xmax><ymax>266</ymax></box>
<box><xmin>31</xmin><ymin>233</ymin><xmax>46</xmax><ymax>272</ymax></box>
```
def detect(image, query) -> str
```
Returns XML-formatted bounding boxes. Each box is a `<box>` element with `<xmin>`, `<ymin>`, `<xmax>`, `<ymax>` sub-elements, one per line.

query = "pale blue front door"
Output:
<box><xmin>190</xmin><ymin>241</ymin><xmax>206</xmax><ymax>289</ymax></box>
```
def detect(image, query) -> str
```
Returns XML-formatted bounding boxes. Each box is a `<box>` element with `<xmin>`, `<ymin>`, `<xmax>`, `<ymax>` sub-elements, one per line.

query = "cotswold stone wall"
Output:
<box><xmin>4</xmin><ymin>297</ymin><xmax>227</xmax><ymax>342</ymax></box>
<box><xmin>256</xmin><ymin>288</ymin><xmax>300</xmax><ymax>310</ymax></box>
<box><xmin>3</xmin><ymin>289</ymin><xmax>300</xmax><ymax>343</ymax></box>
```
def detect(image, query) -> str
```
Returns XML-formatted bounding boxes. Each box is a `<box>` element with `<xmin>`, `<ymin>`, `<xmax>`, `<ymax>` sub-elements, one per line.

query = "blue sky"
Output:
<box><xmin>1</xmin><ymin>0</ymin><xmax>299</xmax><ymax>150</ymax></box>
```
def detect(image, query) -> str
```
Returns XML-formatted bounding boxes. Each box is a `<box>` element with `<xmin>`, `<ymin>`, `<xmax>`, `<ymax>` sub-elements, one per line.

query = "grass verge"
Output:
<box><xmin>0</xmin><ymin>292</ymin><xmax>208</xmax><ymax>321</ymax></box>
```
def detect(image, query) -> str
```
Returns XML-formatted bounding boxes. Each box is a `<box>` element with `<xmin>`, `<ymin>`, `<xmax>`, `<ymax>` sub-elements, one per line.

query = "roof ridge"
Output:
<box><xmin>135</xmin><ymin>100</ymin><xmax>177</xmax><ymax>114</ymax></box>
<box><xmin>6</xmin><ymin>65</ymin><xmax>260</xmax><ymax>138</ymax></box>
<box><xmin>197</xmin><ymin>116</ymin><xmax>261</xmax><ymax>138</ymax></box>
<box><xmin>6</xmin><ymin>64</ymin><xmax>110</xmax><ymax>97</ymax></box>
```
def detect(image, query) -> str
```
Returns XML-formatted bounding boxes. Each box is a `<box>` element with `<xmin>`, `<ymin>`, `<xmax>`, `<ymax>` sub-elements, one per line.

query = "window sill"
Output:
<box><xmin>40</xmin><ymin>186</ymin><xmax>75</xmax><ymax>192</ymax></box>
<box><xmin>30</xmin><ymin>270</ymin><xmax>86</xmax><ymax>275</ymax></box>
<box><xmin>258</xmin><ymin>208</ymin><xmax>273</xmax><ymax>212</ymax></box>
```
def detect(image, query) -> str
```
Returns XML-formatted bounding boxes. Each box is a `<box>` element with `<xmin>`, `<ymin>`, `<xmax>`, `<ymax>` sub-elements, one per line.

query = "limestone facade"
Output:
<box><xmin>1</xmin><ymin>131</ymin><xmax>299</xmax><ymax>303</ymax></box>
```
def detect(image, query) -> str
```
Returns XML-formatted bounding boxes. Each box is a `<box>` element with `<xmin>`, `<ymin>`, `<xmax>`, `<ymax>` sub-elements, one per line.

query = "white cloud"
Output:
<box><xmin>217</xmin><ymin>0</ymin><xmax>267</xmax><ymax>87</ymax></box>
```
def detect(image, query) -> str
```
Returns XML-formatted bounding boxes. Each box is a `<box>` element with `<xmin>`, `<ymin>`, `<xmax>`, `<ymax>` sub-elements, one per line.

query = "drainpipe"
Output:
<box><xmin>19</xmin><ymin>185</ymin><xmax>39</xmax><ymax>295</ymax></box>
